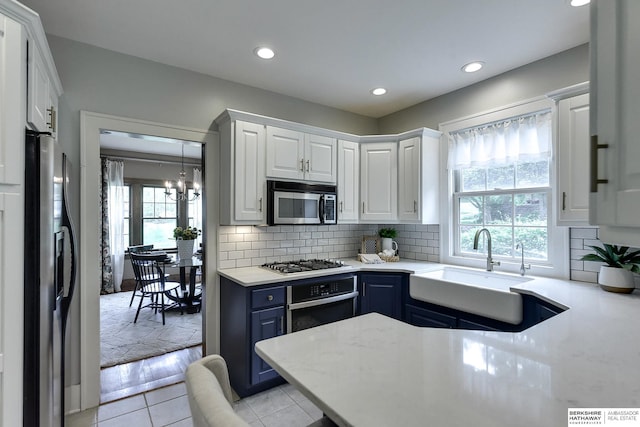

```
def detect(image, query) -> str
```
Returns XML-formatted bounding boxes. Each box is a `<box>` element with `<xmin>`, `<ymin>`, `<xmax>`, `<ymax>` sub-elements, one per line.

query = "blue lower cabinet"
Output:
<box><xmin>359</xmin><ymin>273</ymin><xmax>404</xmax><ymax>320</ymax></box>
<box><xmin>250</xmin><ymin>306</ymin><xmax>284</xmax><ymax>385</ymax></box>
<box><xmin>457</xmin><ymin>318</ymin><xmax>500</xmax><ymax>331</ymax></box>
<box><xmin>405</xmin><ymin>304</ymin><xmax>456</xmax><ymax>328</ymax></box>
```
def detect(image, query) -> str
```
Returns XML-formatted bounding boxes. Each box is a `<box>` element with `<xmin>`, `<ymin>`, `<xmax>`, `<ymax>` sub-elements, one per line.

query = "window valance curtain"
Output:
<box><xmin>447</xmin><ymin>110</ymin><xmax>552</xmax><ymax>170</ymax></box>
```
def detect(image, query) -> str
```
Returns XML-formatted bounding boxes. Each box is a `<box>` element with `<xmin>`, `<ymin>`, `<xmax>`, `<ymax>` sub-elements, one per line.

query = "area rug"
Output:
<box><xmin>100</xmin><ymin>290</ymin><xmax>202</xmax><ymax>368</ymax></box>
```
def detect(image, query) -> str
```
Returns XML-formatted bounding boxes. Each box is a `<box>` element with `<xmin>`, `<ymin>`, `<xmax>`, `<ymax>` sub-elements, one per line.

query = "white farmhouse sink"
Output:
<box><xmin>410</xmin><ymin>267</ymin><xmax>533</xmax><ymax>324</ymax></box>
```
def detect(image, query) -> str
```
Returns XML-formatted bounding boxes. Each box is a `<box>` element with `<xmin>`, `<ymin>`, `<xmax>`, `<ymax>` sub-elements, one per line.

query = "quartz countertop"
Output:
<box><xmin>217</xmin><ymin>259</ymin><xmax>442</xmax><ymax>287</ymax></box>
<box><xmin>255</xmin><ymin>275</ymin><xmax>640</xmax><ymax>426</ymax></box>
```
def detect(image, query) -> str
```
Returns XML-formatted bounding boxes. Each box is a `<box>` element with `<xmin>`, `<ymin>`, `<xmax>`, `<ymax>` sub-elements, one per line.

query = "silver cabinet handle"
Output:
<box><xmin>413</xmin><ymin>200</ymin><xmax>417</xmax><ymax>213</ymax></box>
<box><xmin>590</xmin><ymin>135</ymin><xmax>609</xmax><ymax>192</ymax></box>
<box><xmin>47</xmin><ymin>106</ymin><xmax>56</xmax><ymax>132</ymax></box>
<box><xmin>259</xmin><ymin>197</ymin><xmax>263</xmax><ymax>212</ymax></box>
<box><xmin>562</xmin><ymin>192</ymin><xmax>566</xmax><ymax>211</ymax></box>
<box><xmin>362</xmin><ymin>202</ymin><xmax>365</xmax><ymax>213</ymax></box>
<box><xmin>279</xmin><ymin>316</ymin><xmax>284</xmax><ymax>335</ymax></box>
<box><xmin>306</xmin><ymin>160</ymin><xmax>310</xmax><ymax>172</ymax></box>
<box><xmin>287</xmin><ymin>291</ymin><xmax>359</xmax><ymax>311</ymax></box>
<box><xmin>300</xmin><ymin>159</ymin><xmax>305</xmax><ymax>172</ymax></box>
<box><xmin>362</xmin><ymin>283</ymin><xmax>366</xmax><ymax>297</ymax></box>
<box><xmin>267</xmin><ymin>294</ymin><xmax>273</xmax><ymax>301</ymax></box>
<box><xmin>340</xmin><ymin>201</ymin><xmax>343</xmax><ymax>212</ymax></box>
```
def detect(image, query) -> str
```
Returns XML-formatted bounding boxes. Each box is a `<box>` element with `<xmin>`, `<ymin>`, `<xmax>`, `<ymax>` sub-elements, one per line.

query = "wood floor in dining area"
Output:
<box><xmin>100</xmin><ymin>345</ymin><xmax>202</xmax><ymax>404</ymax></box>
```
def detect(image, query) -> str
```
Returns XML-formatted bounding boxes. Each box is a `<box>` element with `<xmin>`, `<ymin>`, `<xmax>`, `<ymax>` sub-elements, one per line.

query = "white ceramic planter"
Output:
<box><xmin>177</xmin><ymin>239</ymin><xmax>195</xmax><ymax>261</ymax></box>
<box><xmin>598</xmin><ymin>266</ymin><xmax>636</xmax><ymax>293</ymax></box>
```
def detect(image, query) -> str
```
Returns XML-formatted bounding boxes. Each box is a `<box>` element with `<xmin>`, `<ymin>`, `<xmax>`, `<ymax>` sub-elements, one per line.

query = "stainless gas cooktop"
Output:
<box><xmin>261</xmin><ymin>259</ymin><xmax>346</xmax><ymax>274</ymax></box>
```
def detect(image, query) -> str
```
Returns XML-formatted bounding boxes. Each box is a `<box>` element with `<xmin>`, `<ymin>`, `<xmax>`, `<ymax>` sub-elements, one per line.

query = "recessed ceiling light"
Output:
<box><xmin>461</xmin><ymin>61</ymin><xmax>484</xmax><ymax>73</ymax></box>
<box><xmin>254</xmin><ymin>47</ymin><xmax>275</xmax><ymax>60</ymax></box>
<box><xmin>371</xmin><ymin>88</ymin><xmax>387</xmax><ymax>96</ymax></box>
<box><xmin>570</xmin><ymin>0</ymin><xmax>590</xmax><ymax>6</ymax></box>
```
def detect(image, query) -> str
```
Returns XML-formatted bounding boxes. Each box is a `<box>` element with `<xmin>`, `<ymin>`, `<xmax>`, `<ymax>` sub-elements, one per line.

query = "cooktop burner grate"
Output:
<box><xmin>261</xmin><ymin>259</ymin><xmax>345</xmax><ymax>274</ymax></box>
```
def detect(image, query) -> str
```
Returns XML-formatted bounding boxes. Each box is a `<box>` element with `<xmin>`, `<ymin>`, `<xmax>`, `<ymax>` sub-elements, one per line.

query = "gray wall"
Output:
<box><xmin>378</xmin><ymin>44</ymin><xmax>590</xmax><ymax>133</ymax></box>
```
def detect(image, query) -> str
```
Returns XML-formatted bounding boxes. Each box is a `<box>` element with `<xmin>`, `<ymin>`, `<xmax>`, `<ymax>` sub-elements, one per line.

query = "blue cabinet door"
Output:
<box><xmin>360</xmin><ymin>273</ymin><xmax>403</xmax><ymax>320</ymax></box>
<box><xmin>250</xmin><ymin>306</ymin><xmax>284</xmax><ymax>385</ymax></box>
<box><xmin>405</xmin><ymin>304</ymin><xmax>456</xmax><ymax>328</ymax></box>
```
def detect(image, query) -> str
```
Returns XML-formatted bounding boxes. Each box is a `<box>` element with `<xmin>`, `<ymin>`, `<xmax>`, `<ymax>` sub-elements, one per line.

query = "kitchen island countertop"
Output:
<box><xmin>256</xmin><ymin>275</ymin><xmax>640</xmax><ymax>426</ymax></box>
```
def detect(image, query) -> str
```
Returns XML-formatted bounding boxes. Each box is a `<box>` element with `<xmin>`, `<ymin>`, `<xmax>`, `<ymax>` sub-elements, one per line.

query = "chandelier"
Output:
<box><xmin>165</xmin><ymin>143</ymin><xmax>201</xmax><ymax>202</ymax></box>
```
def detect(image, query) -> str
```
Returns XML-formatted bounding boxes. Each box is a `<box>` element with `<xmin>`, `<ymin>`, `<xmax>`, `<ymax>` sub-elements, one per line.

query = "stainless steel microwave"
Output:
<box><xmin>267</xmin><ymin>180</ymin><xmax>337</xmax><ymax>225</ymax></box>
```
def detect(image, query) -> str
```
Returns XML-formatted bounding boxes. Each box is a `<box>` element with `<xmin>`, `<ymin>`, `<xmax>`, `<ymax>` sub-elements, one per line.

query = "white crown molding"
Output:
<box><xmin>0</xmin><ymin>0</ymin><xmax>63</xmax><ymax>95</ymax></box>
<box><xmin>545</xmin><ymin>81</ymin><xmax>589</xmax><ymax>101</ymax></box>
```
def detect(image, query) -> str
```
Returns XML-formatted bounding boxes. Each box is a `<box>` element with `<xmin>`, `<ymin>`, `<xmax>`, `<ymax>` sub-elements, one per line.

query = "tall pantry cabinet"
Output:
<box><xmin>0</xmin><ymin>2</ymin><xmax>62</xmax><ymax>426</ymax></box>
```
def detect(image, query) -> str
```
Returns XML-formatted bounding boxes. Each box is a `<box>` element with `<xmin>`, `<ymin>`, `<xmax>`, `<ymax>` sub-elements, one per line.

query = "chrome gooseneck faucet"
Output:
<box><xmin>473</xmin><ymin>228</ymin><xmax>500</xmax><ymax>271</ymax></box>
<box><xmin>515</xmin><ymin>242</ymin><xmax>531</xmax><ymax>276</ymax></box>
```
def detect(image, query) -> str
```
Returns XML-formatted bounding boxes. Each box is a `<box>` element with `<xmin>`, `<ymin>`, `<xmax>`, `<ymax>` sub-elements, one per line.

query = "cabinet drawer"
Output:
<box><xmin>251</xmin><ymin>286</ymin><xmax>285</xmax><ymax>309</ymax></box>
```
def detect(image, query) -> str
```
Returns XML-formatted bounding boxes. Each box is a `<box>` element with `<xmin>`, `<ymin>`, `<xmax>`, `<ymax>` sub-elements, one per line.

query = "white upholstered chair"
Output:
<box><xmin>185</xmin><ymin>355</ymin><xmax>249</xmax><ymax>427</ymax></box>
<box><xmin>185</xmin><ymin>354</ymin><xmax>337</xmax><ymax>427</ymax></box>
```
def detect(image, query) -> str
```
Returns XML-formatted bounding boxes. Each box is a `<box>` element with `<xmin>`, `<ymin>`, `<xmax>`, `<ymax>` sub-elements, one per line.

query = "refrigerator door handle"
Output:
<box><xmin>61</xmin><ymin>154</ymin><xmax>77</xmax><ymax>311</ymax></box>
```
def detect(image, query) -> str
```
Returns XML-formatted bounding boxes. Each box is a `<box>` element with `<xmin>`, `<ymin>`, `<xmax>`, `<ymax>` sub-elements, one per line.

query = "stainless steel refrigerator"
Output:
<box><xmin>24</xmin><ymin>130</ymin><xmax>77</xmax><ymax>427</ymax></box>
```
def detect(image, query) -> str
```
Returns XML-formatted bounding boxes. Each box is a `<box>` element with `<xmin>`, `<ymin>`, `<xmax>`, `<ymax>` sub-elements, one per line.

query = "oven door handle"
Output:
<box><xmin>287</xmin><ymin>291</ymin><xmax>359</xmax><ymax>311</ymax></box>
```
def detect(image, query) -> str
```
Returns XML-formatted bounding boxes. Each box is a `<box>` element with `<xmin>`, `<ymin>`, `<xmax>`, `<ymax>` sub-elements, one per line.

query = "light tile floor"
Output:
<box><xmin>66</xmin><ymin>381</ymin><xmax>324</xmax><ymax>427</ymax></box>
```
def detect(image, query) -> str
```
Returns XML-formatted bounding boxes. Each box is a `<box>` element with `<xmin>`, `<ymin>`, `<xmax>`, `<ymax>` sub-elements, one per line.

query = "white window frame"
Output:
<box><xmin>439</xmin><ymin>97</ymin><xmax>569</xmax><ymax>278</ymax></box>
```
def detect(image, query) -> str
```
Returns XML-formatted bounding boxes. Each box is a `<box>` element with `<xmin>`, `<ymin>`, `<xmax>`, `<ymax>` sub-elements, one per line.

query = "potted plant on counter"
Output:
<box><xmin>378</xmin><ymin>227</ymin><xmax>398</xmax><ymax>254</ymax></box>
<box><xmin>581</xmin><ymin>244</ymin><xmax>640</xmax><ymax>293</ymax></box>
<box><xmin>173</xmin><ymin>226</ymin><xmax>201</xmax><ymax>260</ymax></box>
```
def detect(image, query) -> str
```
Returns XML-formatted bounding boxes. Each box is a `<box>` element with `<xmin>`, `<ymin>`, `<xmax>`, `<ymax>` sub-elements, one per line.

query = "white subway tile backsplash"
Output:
<box><xmin>571</xmin><ymin>228</ymin><xmax>598</xmax><ymax>239</ymax></box>
<box><xmin>569</xmin><ymin>227</ymin><xmax>639</xmax><ymax>288</ymax></box>
<box><xmin>218</xmin><ymin>224</ymin><xmax>440</xmax><ymax>269</ymax></box>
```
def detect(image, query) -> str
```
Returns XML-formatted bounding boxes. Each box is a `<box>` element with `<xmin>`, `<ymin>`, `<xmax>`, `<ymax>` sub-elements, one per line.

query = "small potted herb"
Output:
<box><xmin>581</xmin><ymin>244</ymin><xmax>640</xmax><ymax>293</ymax></box>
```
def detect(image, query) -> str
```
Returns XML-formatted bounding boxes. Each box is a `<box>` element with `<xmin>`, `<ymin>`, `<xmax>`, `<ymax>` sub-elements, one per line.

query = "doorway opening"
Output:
<box><xmin>79</xmin><ymin>112</ymin><xmax>219</xmax><ymax>411</ymax></box>
<box><xmin>99</xmin><ymin>131</ymin><xmax>204</xmax><ymax>402</ymax></box>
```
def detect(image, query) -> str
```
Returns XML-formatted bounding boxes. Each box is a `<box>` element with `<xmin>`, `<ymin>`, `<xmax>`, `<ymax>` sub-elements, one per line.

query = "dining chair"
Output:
<box><xmin>127</xmin><ymin>244</ymin><xmax>154</xmax><ymax>307</ymax></box>
<box><xmin>130</xmin><ymin>253</ymin><xmax>182</xmax><ymax>325</ymax></box>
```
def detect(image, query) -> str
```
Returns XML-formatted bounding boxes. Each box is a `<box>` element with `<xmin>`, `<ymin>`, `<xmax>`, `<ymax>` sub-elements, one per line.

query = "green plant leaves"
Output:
<box><xmin>581</xmin><ymin>244</ymin><xmax>640</xmax><ymax>272</ymax></box>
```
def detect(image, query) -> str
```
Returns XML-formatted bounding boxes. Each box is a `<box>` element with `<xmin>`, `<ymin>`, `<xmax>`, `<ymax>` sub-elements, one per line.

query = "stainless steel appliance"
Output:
<box><xmin>261</xmin><ymin>259</ymin><xmax>346</xmax><ymax>274</ymax></box>
<box><xmin>24</xmin><ymin>130</ymin><xmax>77</xmax><ymax>427</ymax></box>
<box><xmin>286</xmin><ymin>274</ymin><xmax>358</xmax><ymax>333</ymax></box>
<box><xmin>267</xmin><ymin>180</ymin><xmax>337</xmax><ymax>225</ymax></box>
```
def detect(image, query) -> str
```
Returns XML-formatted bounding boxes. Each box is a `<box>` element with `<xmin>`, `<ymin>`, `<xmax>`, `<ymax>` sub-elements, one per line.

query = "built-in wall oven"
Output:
<box><xmin>286</xmin><ymin>274</ymin><xmax>358</xmax><ymax>333</ymax></box>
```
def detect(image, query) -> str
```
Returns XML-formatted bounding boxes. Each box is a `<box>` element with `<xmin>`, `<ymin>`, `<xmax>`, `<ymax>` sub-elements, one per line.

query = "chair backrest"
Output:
<box><xmin>128</xmin><ymin>244</ymin><xmax>154</xmax><ymax>254</ymax></box>
<box><xmin>130</xmin><ymin>253</ymin><xmax>166</xmax><ymax>287</ymax></box>
<box><xmin>185</xmin><ymin>355</ymin><xmax>249</xmax><ymax>427</ymax></box>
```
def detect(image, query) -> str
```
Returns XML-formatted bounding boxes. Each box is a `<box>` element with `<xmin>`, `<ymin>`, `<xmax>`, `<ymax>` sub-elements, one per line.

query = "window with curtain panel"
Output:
<box><xmin>448</xmin><ymin>109</ymin><xmax>553</xmax><ymax>264</ymax></box>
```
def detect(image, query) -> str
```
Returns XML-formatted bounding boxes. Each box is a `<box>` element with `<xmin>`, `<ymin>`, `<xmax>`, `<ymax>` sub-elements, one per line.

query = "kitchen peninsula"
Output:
<box><xmin>255</xmin><ymin>274</ymin><xmax>640</xmax><ymax>427</ymax></box>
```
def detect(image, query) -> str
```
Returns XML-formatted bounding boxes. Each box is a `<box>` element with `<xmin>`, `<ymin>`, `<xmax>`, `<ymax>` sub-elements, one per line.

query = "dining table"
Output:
<box><xmin>165</xmin><ymin>255</ymin><xmax>202</xmax><ymax>313</ymax></box>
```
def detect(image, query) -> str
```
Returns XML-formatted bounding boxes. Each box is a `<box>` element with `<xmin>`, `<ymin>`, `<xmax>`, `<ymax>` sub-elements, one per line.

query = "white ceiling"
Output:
<box><xmin>21</xmin><ymin>0</ymin><xmax>589</xmax><ymax>119</ymax></box>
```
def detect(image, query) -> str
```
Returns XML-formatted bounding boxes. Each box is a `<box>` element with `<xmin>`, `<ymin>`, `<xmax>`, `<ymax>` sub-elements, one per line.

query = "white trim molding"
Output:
<box><xmin>78</xmin><ymin>111</ymin><xmax>218</xmax><ymax>411</ymax></box>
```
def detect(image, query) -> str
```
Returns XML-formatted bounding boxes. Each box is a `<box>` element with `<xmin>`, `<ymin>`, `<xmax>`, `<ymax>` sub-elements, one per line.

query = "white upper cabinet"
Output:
<box><xmin>590</xmin><ymin>0</ymin><xmax>640</xmax><ymax>244</ymax></box>
<box><xmin>27</xmin><ymin>43</ymin><xmax>58</xmax><ymax>137</ymax></box>
<box><xmin>266</xmin><ymin>126</ymin><xmax>305</xmax><ymax>180</ymax></box>
<box><xmin>337</xmin><ymin>140</ymin><xmax>359</xmax><ymax>223</ymax></box>
<box><xmin>266</xmin><ymin>126</ymin><xmax>336</xmax><ymax>183</ymax></box>
<box><xmin>234</xmin><ymin>121</ymin><xmax>266</xmax><ymax>222</ymax></box>
<box><xmin>398</xmin><ymin>137</ymin><xmax>420</xmax><ymax>221</ymax></box>
<box><xmin>360</xmin><ymin>142</ymin><xmax>397</xmax><ymax>222</ymax></box>
<box><xmin>304</xmin><ymin>133</ymin><xmax>336</xmax><ymax>183</ymax></box>
<box><xmin>556</xmin><ymin>92</ymin><xmax>590</xmax><ymax>225</ymax></box>
<box><xmin>218</xmin><ymin>117</ymin><xmax>266</xmax><ymax>225</ymax></box>
<box><xmin>397</xmin><ymin>131</ymin><xmax>440</xmax><ymax>224</ymax></box>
